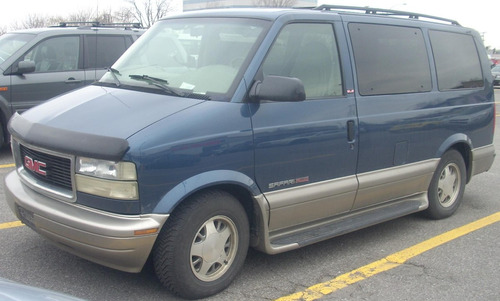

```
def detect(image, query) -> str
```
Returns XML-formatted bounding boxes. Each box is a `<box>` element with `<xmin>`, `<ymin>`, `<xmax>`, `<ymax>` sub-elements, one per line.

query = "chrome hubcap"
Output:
<box><xmin>190</xmin><ymin>215</ymin><xmax>238</xmax><ymax>281</ymax></box>
<box><xmin>437</xmin><ymin>162</ymin><xmax>460</xmax><ymax>208</ymax></box>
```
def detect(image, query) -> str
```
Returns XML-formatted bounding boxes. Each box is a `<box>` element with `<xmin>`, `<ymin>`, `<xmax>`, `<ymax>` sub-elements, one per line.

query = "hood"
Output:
<box><xmin>9</xmin><ymin>85</ymin><xmax>204</xmax><ymax>161</ymax></box>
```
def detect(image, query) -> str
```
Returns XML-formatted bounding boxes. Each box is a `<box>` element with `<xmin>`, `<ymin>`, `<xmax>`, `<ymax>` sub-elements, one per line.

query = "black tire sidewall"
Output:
<box><xmin>426</xmin><ymin>149</ymin><xmax>466</xmax><ymax>219</ymax></box>
<box><xmin>153</xmin><ymin>190</ymin><xmax>249</xmax><ymax>299</ymax></box>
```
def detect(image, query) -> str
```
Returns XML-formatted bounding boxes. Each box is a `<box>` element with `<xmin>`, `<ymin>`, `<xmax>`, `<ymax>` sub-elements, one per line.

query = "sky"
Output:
<box><xmin>0</xmin><ymin>0</ymin><xmax>498</xmax><ymax>49</ymax></box>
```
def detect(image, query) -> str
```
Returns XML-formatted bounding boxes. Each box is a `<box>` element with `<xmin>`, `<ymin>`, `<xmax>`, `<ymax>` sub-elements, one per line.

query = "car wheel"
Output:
<box><xmin>426</xmin><ymin>149</ymin><xmax>466</xmax><ymax>219</ymax></box>
<box><xmin>153</xmin><ymin>190</ymin><xmax>249</xmax><ymax>299</ymax></box>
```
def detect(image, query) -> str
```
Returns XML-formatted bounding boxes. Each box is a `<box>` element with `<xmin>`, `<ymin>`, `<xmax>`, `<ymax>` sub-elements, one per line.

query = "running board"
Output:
<box><xmin>269</xmin><ymin>199</ymin><xmax>425</xmax><ymax>250</ymax></box>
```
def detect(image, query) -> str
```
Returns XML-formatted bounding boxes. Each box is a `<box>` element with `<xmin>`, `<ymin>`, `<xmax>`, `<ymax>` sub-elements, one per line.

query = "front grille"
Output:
<box><xmin>20</xmin><ymin>144</ymin><xmax>72</xmax><ymax>191</ymax></box>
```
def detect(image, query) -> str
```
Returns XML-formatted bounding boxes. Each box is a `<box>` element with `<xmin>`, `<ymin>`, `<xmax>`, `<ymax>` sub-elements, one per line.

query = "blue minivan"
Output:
<box><xmin>4</xmin><ymin>6</ymin><xmax>496</xmax><ymax>299</ymax></box>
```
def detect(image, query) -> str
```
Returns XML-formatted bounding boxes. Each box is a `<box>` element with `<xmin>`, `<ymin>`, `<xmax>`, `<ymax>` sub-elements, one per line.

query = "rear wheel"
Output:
<box><xmin>153</xmin><ymin>190</ymin><xmax>249</xmax><ymax>299</ymax></box>
<box><xmin>426</xmin><ymin>149</ymin><xmax>466</xmax><ymax>219</ymax></box>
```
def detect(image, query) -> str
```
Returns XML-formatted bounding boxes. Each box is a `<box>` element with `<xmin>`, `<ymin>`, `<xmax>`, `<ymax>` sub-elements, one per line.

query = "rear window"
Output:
<box><xmin>429</xmin><ymin>30</ymin><xmax>484</xmax><ymax>90</ymax></box>
<box><xmin>348</xmin><ymin>23</ymin><xmax>432</xmax><ymax>96</ymax></box>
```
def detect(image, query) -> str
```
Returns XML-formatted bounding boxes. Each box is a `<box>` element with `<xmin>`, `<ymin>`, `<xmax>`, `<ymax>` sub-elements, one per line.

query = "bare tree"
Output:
<box><xmin>21</xmin><ymin>14</ymin><xmax>52</xmax><ymax>29</ymax></box>
<box><xmin>10</xmin><ymin>8</ymin><xmax>126</xmax><ymax>30</ymax></box>
<box><xmin>124</xmin><ymin>0</ymin><xmax>175</xmax><ymax>28</ymax></box>
<box><xmin>253</xmin><ymin>0</ymin><xmax>297</xmax><ymax>7</ymax></box>
<box><xmin>66</xmin><ymin>9</ymin><xmax>96</xmax><ymax>23</ymax></box>
<box><xmin>113</xmin><ymin>8</ymin><xmax>136</xmax><ymax>24</ymax></box>
<box><xmin>1</xmin><ymin>1</ymin><xmax>174</xmax><ymax>32</ymax></box>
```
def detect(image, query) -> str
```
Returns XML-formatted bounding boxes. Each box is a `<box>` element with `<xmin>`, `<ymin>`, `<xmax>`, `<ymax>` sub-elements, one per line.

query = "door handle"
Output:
<box><xmin>347</xmin><ymin>120</ymin><xmax>355</xmax><ymax>142</ymax></box>
<box><xmin>65</xmin><ymin>77</ymin><xmax>82</xmax><ymax>84</ymax></box>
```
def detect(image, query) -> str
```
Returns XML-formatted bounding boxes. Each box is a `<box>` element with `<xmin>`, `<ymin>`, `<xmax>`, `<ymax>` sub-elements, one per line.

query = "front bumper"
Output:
<box><xmin>4</xmin><ymin>171</ymin><xmax>169</xmax><ymax>273</ymax></box>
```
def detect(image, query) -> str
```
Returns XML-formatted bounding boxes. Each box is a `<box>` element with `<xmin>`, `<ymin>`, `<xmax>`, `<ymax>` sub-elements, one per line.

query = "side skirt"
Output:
<box><xmin>253</xmin><ymin>193</ymin><xmax>428</xmax><ymax>255</ymax></box>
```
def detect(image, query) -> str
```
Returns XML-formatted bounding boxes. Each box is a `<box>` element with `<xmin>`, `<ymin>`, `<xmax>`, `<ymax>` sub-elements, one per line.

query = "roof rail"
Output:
<box><xmin>314</xmin><ymin>5</ymin><xmax>460</xmax><ymax>26</ymax></box>
<box><xmin>51</xmin><ymin>21</ymin><xmax>143</xmax><ymax>29</ymax></box>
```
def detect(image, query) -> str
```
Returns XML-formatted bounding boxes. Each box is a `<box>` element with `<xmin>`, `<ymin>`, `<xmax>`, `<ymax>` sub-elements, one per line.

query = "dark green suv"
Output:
<box><xmin>0</xmin><ymin>23</ymin><xmax>143</xmax><ymax>147</ymax></box>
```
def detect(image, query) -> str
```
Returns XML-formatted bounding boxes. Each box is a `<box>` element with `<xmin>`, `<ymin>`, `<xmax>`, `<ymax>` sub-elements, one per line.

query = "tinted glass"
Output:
<box><xmin>429</xmin><ymin>30</ymin><xmax>484</xmax><ymax>90</ymax></box>
<box><xmin>261</xmin><ymin>23</ymin><xmax>343</xmax><ymax>99</ymax></box>
<box><xmin>349</xmin><ymin>23</ymin><xmax>431</xmax><ymax>95</ymax></box>
<box><xmin>85</xmin><ymin>35</ymin><xmax>129</xmax><ymax>69</ymax></box>
<box><xmin>22</xmin><ymin>36</ymin><xmax>80</xmax><ymax>72</ymax></box>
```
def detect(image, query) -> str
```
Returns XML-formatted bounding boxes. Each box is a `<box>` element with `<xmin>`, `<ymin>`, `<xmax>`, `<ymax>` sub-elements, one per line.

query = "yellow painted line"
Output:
<box><xmin>0</xmin><ymin>220</ymin><xmax>24</xmax><ymax>230</ymax></box>
<box><xmin>276</xmin><ymin>211</ymin><xmax>500</xmax><ymax>301</ymax></box>
<box><xmin>0</xmin><ymin>163</ymin><xmax>15</xmax><ymax>168</ymax></box>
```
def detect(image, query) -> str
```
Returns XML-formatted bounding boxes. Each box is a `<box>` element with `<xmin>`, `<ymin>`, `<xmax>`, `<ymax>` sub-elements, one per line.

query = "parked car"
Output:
<box><xmin>4</xmin><ymin>6</ymin><xmax>496</xmax><ymax>299</ymax></box>
<box><xmin>492</xmin><ymin>64</ymin><xmax>500</xmax><ymax>86</ymax></box>
<box><xmin>0</xmin><ymin>22</ymin><xmax>144</xmax><ymax>148</ymax></box>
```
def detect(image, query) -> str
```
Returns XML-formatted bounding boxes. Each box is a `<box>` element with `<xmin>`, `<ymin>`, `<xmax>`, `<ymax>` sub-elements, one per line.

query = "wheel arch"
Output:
<box><xmin>437</xmin><ymin>133</ymin><xmax>473</xmax><ymax>183</ymax></box>
<box><xmin>153</xmin><ymin>170</ymin><xmax>265</xmax><ymax>246</ymax></box>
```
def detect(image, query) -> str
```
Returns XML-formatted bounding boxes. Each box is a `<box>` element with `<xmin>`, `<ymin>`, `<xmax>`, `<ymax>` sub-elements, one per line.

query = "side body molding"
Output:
<box><xmin>153</xmin><ymin>170</ymin><xmax>262</xmax><ymax>214</ymax></box>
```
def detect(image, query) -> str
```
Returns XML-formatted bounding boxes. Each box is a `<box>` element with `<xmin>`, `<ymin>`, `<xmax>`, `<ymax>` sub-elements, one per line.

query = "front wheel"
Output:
<box><xmin>153</xmin><ymin>190</ymin><xmax>249</xmax><ymax>299</ymax></box>
<box><xmin>425</xmin><ymin>149</ymin><xmax>466</xmax><ymax>219</ymax></box>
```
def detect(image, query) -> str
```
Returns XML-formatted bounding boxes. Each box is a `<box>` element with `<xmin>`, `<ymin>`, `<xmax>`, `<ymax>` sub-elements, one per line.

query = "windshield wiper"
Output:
<box><xmin>129</xmin><ymin>74</ymin><xmax>185</xmax><ymax>97</ymax></box>
<box><xmin>107</xmin><ymin>67</ymin><xmax>122</xmax><ymax>87</ymax></box>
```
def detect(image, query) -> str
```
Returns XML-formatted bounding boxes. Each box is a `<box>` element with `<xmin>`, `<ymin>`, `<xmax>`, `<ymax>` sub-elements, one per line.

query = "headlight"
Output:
<box><xmin>76</xmin><ymin>157</ymin><xmax>136</xmax><ymax>180</ymax></box>
<box><xmin>76</xmin><ymin>157</ymin><xmax>138</xmax><ymax>200</ymax></box>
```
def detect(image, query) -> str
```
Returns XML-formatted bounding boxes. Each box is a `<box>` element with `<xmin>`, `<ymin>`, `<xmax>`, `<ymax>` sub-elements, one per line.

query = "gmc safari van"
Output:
<box><xmin>4</xmin><ymin>6</ymin><xmax>496</xmax><ymax>299</ymax></box>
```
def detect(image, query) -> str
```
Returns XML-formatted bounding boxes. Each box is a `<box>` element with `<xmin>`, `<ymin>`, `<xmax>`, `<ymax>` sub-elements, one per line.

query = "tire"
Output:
<box><xmin>425</xmin><ymin>149</ymin><xmax>466</xmax><ymax>219</ymax></box>
<box><xmin>153</xmin><ymin>190</ymin><xmax>249</xmax><ymax>299</ymax></box>
<box><xmin>0</xmin><ymin>121</ymin><xmax>5</xmax><ymax>149</ymax></box>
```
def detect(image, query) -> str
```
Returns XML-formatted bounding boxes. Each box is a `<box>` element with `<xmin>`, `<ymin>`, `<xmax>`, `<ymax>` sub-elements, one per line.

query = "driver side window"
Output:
<box><xmin>261</xmin><ymin>23</ymin><xmax>343</xmax><ymax>99</ymax></box>
<box><xmin>23</xmin><ymin>36</ymin><xmax>80</xmax><ymax>73</ymax></box>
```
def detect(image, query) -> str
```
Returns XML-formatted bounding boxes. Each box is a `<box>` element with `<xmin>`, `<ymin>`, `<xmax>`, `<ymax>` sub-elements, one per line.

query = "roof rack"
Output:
<box><xmin>314</xmin><ymin>5</ymin><xmax>460</xmax><ymax>26</ymax></box>
<box><xmin>51</xmin><ymin>21</ymin><xmax>143</xmax><ymax>29</ymax></box>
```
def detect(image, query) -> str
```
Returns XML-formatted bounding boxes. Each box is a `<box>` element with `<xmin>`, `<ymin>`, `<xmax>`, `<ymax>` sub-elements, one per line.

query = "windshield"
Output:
<box><xmin>0</xmin><ymin>33</ymin><xmax>35</xmax><ymax>63</ymax></box>
<box><xmin>100</xmin><ymin>18</ymin><xmax>269</xmax><ymax>100</ymax></box>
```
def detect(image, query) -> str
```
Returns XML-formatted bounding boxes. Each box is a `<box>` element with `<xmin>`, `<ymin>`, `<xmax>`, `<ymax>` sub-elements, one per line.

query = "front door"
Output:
<box><xmin>10</xmin><ymin>35</ymin><xmax>84</xmax><ymax>114</ymax></box>
<box><xmin>250</xmin><ymin>22</ymin><xmax>358</xmax><ymax>232</ymax></box>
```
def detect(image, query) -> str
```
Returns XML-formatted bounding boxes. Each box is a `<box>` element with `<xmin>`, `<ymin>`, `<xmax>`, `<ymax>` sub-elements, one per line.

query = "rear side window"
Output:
<box><xmin>348</xmin><ymin>23</ymin><xmax>431</xmax><ymax>96</ymax></box>
<box><xmin>429</xmin><ymin>30</ymin><xmax>484</xmax><ymax>90</ymax></box>
<box><xmin>84</xmin><ymin>35</ymin><xmax>131</xmax><ymax>69</ymax></box>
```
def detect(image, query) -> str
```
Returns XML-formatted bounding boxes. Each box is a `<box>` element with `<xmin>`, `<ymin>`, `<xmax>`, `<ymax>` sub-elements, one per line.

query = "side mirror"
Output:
<box><xmin>14</xmin><ymin>61</ymin><xmax>36</xmax><ymax>75</ymax></box>
<box><xmin>249</xmin><ymin>75</ymin><xmax>305</xmax><ymax>102</ymax></box>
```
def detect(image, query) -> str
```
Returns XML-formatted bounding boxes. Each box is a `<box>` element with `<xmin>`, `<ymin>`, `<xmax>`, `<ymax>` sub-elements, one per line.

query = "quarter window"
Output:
<box><xmin>429</xmin><ymin>30</ymin><xmax>484</xmax><ymax>90</ymax></box>
<box><xmin>260</xmin><ymin>23</ymin><xmax>343</xmax><ymax>99</ymax></box>
<box><xmin>349</xmin><ymin>23</ymin><xmax>431</xmax><ymax>96</ymax></box>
